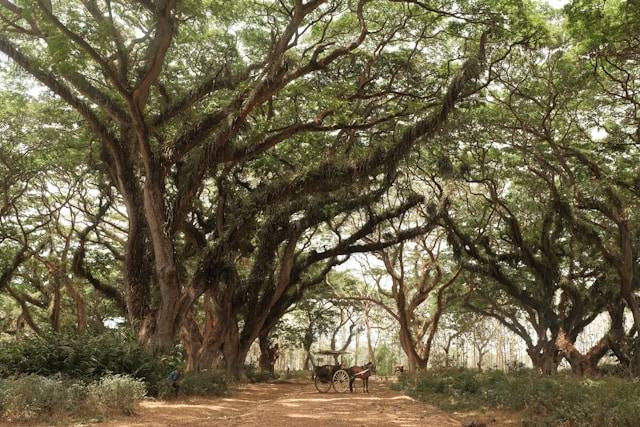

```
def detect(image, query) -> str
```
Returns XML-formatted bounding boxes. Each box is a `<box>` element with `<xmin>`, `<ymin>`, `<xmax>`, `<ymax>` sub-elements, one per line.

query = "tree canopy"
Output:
<box><xmin>1</xmin><ymin>0</ymin><xmax>639</xmax><ymax>378</ymax></box>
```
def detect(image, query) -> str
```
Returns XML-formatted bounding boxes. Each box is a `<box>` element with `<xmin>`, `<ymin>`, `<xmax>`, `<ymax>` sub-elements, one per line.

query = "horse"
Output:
<box><xmin>348</xmin><ymin>362</ymin><xmax>376</xmax><ymax>393</ymax></box>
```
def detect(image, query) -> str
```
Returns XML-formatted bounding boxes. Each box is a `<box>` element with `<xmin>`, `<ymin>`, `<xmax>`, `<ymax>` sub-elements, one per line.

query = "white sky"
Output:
<box><xmin>546</xmin><ymin>0</ymin><xmax>570</xmax><ymax>8</ymax></box>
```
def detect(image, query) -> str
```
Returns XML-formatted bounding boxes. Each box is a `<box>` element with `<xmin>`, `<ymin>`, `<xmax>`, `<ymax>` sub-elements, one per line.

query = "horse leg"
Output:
<box><xmin>365</xmin><ymin>376</ymin><xmax>369</xmax><ymax>393</ymax></box>
<box><xmin>349</xmin><ymin>377</ymin><xmax>354</xmax><ymax>392</ymax></box>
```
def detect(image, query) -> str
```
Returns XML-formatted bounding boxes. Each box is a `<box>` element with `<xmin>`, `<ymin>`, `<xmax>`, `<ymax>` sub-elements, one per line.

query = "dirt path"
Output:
<box><xmin>99</xmin><ymin>380</ymin><xmax>467</xmax><ymax>427</ymax></box>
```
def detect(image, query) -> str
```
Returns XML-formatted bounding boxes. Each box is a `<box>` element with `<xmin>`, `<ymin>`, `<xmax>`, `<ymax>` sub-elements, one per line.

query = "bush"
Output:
<box><xmin>0</xmin><ymin>374</ymin><xmax>73</xmax><ymax>421</ymax></box>
<box><xmin>404</xmin><ymin>369</ymin><xmax>640</xmax><ymax>426</ymax></box>
<box><xmin>156</xmin><ymin>378</ymin><xmax>179</xmax><ymax>399</ymax></box>
<box><xmin>177</xmin><ymin>370</ymin><xmax>229</xmax><ymax>397</ymax></box>
<box><xmin>87</xmin><ymin>374</ymin><xmax>146</xmax><ymax>415</ymax></box>
<box><xmin>598</xmin><ymin>363</ymin><xmax>630</xmax><ymax>377</ymax></box>
<box><xmin>392</xmin><ymin>371</ymin><xmax>411</xmax><ymax>391</ymax></box>
<box><xmin>0</xmin><ymin>331</ymin><xmax>181</xmax><ymax>396</ymax></box>
<box><xmin>245</xmin><ymin>364</ymin><xmax>276</xmax><ymax>383</ymax></box>
<box><xmin>0</xmin><ymin>374</ymin><xmax>146</xmax><ymax>422</ymax></box>
<box><xmin>279</xmin><ymin>369</ymin><xmax>310</xmax><ymax>380</ymax></box>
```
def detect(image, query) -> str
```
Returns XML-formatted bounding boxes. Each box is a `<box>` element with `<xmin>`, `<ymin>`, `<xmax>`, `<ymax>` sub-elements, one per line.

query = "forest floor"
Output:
<box><xmin>91</xmin><ymin>379</ymin><xmax>517</xmax><ymax>427</ymax></box>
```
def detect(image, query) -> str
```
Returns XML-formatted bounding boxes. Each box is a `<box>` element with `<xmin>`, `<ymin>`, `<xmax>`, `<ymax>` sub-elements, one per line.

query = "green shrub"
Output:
<box><xmin>87</xmin><ymin>374</ymin><xmax>146</xmax><ymax>415</ymax></box>
<box><xmin>177</xmin><ymin>370</ymin><xmax>228</xmax><ymax>397</ymax></box>
<box><xmin>0</xmin><ymin>374</ymin><xmax>146</xmax><ymax>422</ymax></box>
<box><xmin>0</xmin><ymin>331</ymin><xmax>181</xmax><ymax>396</ymax></box>
<box><xmin>393</xmin><ymin>371</ymin><xmax>419</xmax><ymax>391</ymax></box>
<box><xmin>245</xmin><ymin>364</ymin><xmax>277</xmax><ymax>383</ymax></box>
<box><xmin>279</xmin><ymin>369</ymin><xmax>311</xmax><ymax>380</ymax></box>
<box><xmin>405</xmin><ymin>369</ymin><xmax>640</xmax><ymax>426</ymax></box>
<box><xmin>598</xmin><ymin>363</ymin><xmax>630</xmax><ymax>377</ymax></box>
<box><xmin>0</xmin><ymin>374</ymin><xmax>72</xmax><ymax>421</ymax></box>
<box><xmin>156</xmin><ymin>378</ymin><xmax>178</xmax><ymax>399</ymax></box>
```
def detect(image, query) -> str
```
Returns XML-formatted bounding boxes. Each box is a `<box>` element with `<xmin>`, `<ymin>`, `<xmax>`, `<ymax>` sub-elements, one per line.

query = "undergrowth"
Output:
<box><xmin>0</xmin><ymin>374</ymin><xmax>146</xmax><ymax>423</ymax></box>
<box><xmin>395</xmin><ymin>368</ymin><xmax>640</xmax><ymax>426</ymax></box>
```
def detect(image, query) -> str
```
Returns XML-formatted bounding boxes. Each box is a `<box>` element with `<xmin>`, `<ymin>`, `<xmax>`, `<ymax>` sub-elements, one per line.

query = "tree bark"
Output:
<box><xmin>64</xmin><ymin>280</ymin><xmax>87</xmax><ymax>333</ymax></box>
<box><xmin>399</xmin><ymin>326</ymin><xmax>428</xmax><ymax>372</ymax></box>
<box><xmin>49</xmin><ymin>277</ymin><xmax>61</xmax><ymax>332</ymax></box>
<box><xmin>527</xmin><ymin>340</ymin><xmax>560</xmax><ymax>375</ymax></box>
<box><xmin>365</xmin><ymin>313</ymin><xmax>376</xmax><ymax>364</ymax></box>
<box><xmin>258</xmin><ymin>334</ymin><xmax>279</xmax><ymax>376</ymax></box>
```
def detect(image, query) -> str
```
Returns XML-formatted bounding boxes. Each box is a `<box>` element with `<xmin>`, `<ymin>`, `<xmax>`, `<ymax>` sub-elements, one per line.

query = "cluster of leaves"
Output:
<box><xmin>0</xmin><ymin>330</ymin><xmax>181</xmax><ymax>395</ymax></box>
<box><xmin>401</xmin><ymin>369</ymin><xmax>640</xmax><ymax>426</ymax></box>
<box><xmin>159</xmin><ymin>370</ymin><xmax>229</xmax><ymax>399</ymax></box>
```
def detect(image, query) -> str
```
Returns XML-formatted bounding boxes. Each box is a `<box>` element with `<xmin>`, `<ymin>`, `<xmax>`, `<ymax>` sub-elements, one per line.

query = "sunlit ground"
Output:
<box><xmin>95</xmin><ymin>380</ymin><xmax>487</xmax><ymax>427</ymax></box>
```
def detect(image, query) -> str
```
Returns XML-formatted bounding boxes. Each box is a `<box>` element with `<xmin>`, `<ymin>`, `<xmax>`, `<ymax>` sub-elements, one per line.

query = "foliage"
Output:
<box><xmin>0</xmin><ymin>374</ymin><xmax>75</xmax><ymax>421</ymax></box>
<box><xmin>0</xmin><ymin>373</ymin><xmax>145</xmax><ymax>422</ymax></box>
<box><xmin>0</xmin><ymin>331</ymin><xmax>181</xmax><ymax>395</ymax></box>
<box><xmin>245</xmin><ymin>363</ymin><xmax>276</xmax><ymax>383</ymax></box>
<box><xmin>402</xmin><ymin>369</ymin><xmax>640</xmax><ymax>426</ymax></box>
<box><xmin>176</xmin><ymin>371</ymin><xmax>229</xmax><ymax>397</ymax></box>
<box><xmin>0</xmin><ymin>0</ymin><xmax>639</xmax><ymax>390</ymax></box>
<box><xmin>87</xmin><ymin>374</ymin><xmax>146</xmax><ymax>416</ymax></box>
<box><xmin>279</xmin><ymin>369</ymin><xmax>311</xmax><ymax>380</ymax></box>
<box><xmin>0</xmin><ymin>0</ymin><xmax>504</xmax><ymax>369</ymax></box>
<box><xmin>374</xmin><ymin>344</ymin><xmax>399</xmax><ymax>377</ymax></box>
<box><xmin>276</xmin><ymin>296</ymin><xmax>348</xmax><ymax>361</ymax></box>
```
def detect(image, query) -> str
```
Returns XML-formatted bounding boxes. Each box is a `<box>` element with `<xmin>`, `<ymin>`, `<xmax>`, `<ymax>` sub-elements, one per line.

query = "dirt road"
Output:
<box><xmin>100</xmin><ymin>380</ymin><xmax>468</xmax><ymax>427</ymax></box>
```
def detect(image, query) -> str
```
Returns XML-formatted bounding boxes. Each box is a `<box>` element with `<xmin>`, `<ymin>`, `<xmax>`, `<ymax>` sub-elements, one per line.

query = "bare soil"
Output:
<box><xmin>90</xmin><ymin>379</ymin><xmax>515</xmax><ymax>427</ymax></box>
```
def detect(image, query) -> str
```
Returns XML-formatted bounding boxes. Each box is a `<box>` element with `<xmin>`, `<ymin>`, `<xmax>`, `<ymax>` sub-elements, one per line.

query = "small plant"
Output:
<box><xmin>0</xmin><ymin>375</ymin><xmax>67</xmax><ymax>420</ymax></box>
<box><xmin>0</xmin><ymin>375</ymin><xmax>78</xmax><ymax>421</ymax></box>
<box><xmin>156</xmin><ymin>378</ymin><xmax>179</xmax><ymax>399</ymax></box>
<box><xmin>280</xmin><ymin>369</ymin><xmax>311</xmax><ymax>380</ymax></box>
<box><xmin>177</xmin><ymin>370</ymin><xmax>229</xmax><ymax>397</ymax></box>
<box><xmin>245</xmin><ymin>364</ymin><xmax>277</xmax><ymax>383</ymax></box>
<box><xmin>87</xmin><ymin>374</ymin><xmax>146</xmax><ymax>415</ymax></box>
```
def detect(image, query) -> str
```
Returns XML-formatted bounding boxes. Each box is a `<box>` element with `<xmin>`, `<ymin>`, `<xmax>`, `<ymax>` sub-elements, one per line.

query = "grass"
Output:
<box><xmin>394</xmin><ymin>368</ymin><xmax>640</xmax><ymax>426</ymax></box>
<box><xmin>0</xmin><ymin>374</ymin><xmax>146</xmax><ymax>423</ymax></box>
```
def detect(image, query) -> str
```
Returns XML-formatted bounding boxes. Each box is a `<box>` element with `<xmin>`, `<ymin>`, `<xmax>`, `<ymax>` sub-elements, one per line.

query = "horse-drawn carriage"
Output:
<box><xmin>312</xmin><ymin>350</ymin><xmax>375</xmax><ymax>393</ymax></box>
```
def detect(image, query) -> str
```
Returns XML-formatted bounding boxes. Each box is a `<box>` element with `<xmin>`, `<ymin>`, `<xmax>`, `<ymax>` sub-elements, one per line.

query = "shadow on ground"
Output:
<box><xmin>93</xmin><ymin>380</ymin><xmax>513</xmax><ymax>427</ymax></box>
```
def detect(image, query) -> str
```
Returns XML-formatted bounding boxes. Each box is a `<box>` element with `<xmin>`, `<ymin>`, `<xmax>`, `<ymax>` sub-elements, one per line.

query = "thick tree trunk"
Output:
<box><xmin>219</xmin><ymin>326</ymin><xmax>251</xmax><ymax>379</ymax></box>
<box><xmin>180</xmin><ymin>311</ymin><xmax>204</xmax><ymax>372</ymax></box>
<box><xmin>365</xmin><ymin>317</ymin><xmax>376</xmax><ymax>364</ymax></box>
<box><xmin>527</xmin><ymin>341</ymin><xmax>560</xmax><ymax>375</ymax></box>
<box><xmin>258</xmin><ymin>334</ymin><xmax>279</xmax><ymax>375</ymax></box>
<box><xmin>608</xmin><ymin>303</ymin><xmax>640</xmax><ymax>375</ymax></box>
<box><xmin>555</xmin><ymin>329</ymin><xmax>610</xmax><ymax>376</ymax></box>
<box><xmin>303</xmin><ymin>327</ymin><xmax>314</xmax><ymax>370</ymax></box>
<box><xmin>179</xmin><ymin>294</ymin><xmax>238</xmax><ymax>373</ymax></box>
<box><xmin>442</xmin><ymin>338</ymin><xmax>453</xmax><ymax>368</ymax></box>
<box><xmin>49</xmin><ymin>277</ymin><xmax>61</xmax><ymax>332</ymax></box>
<box><xmin>123</xmin><ymin>203</ymin><xmax>153</xmax><ymax>341</ymax></box>
<box><xmin>617</xmin><ymin>222</ymin><xmax>640</xmax><ymax>334</ymax></box>
<box><xmin>181</xmin><ymin>297</ymin><xmax>251</xmax><ymax>379</ymax></box>
<box><xmin>64</xmin><ymin>280</ymin><xmax>87</xmax><ymax>333</ymax></box>
<box><xmin>399</xmin><ymin>326</ymin><xmax>428</xmax><ymax>372</ymax></box>
<box><xmin>396</xmin><ymin>287</ymin><xmax>432</xmax><ymax>372</ymax></box>
<box><xmin>144</xmin><ymin>182</ymin><xmax>181</xmax><ymax>352</ymax></box>
<box><xmin>477</xmin><ymin>351</ymin><xmax>484</xmax><ymax>372</ymax></box>
<box><xmin>304</xmin><ymin>350</ymin><xmax>314</xmax><ymax>370</ymax></box>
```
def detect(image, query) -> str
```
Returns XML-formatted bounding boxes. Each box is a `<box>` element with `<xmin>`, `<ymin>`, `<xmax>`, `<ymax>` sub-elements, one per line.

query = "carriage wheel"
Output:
<box><xmin>332</xmin><ymin>369</ymin><xmax>350</xmax><ymax>393</ymax></box>
<box><xmin>314</xmin><ymin>375</ymin><xmax>332</xmax><ymax>393</ymax></box>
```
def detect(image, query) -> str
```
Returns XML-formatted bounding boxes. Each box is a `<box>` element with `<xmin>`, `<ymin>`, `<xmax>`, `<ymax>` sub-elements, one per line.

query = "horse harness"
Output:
<box><xmin>352</xmin><ymin>367</ymin><xmax>370</xmax><ymax>377</ymax></box>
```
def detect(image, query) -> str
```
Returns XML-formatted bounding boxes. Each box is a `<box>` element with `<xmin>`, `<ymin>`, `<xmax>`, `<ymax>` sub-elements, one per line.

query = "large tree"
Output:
<box><xmin>0</xmin><ymin>0</ymin><xmax>501</xmax><ymax>361</ymax></box>
<box><xmin>436</xmin><ymin>35</ymin><xmax>636</xmax><ymax>375</ymax></box>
